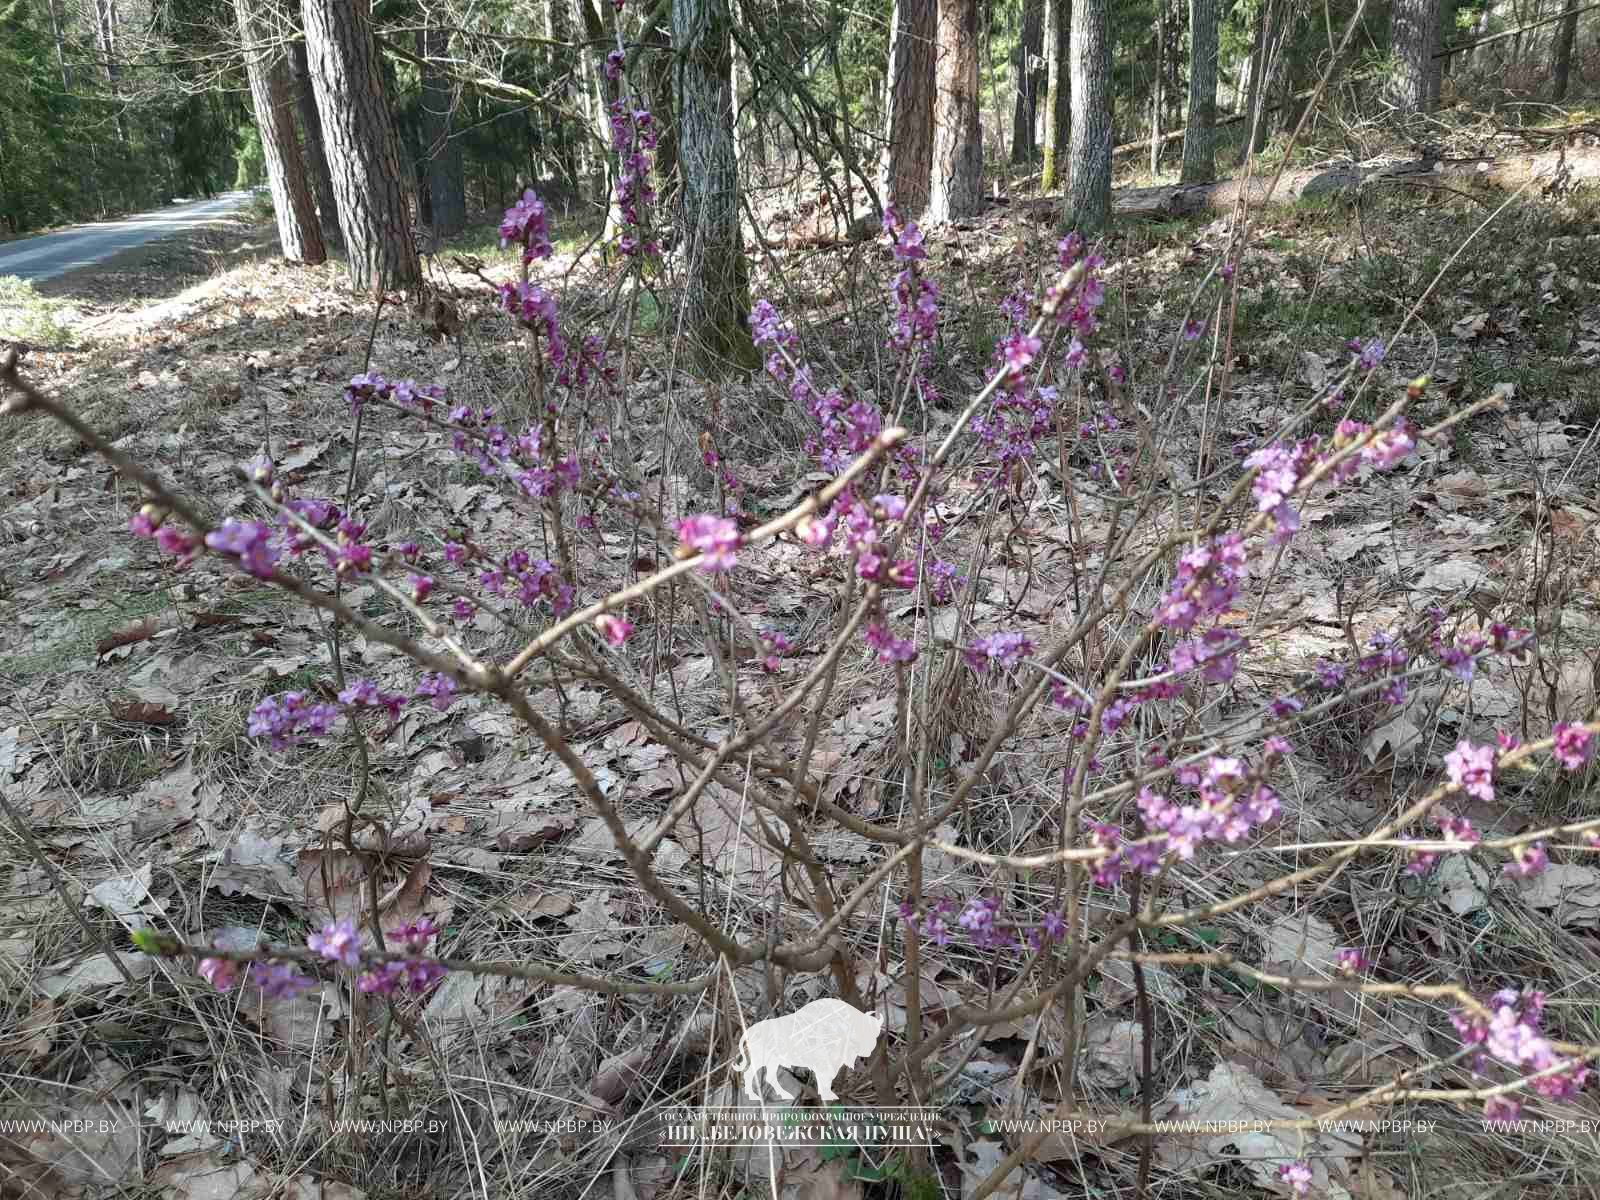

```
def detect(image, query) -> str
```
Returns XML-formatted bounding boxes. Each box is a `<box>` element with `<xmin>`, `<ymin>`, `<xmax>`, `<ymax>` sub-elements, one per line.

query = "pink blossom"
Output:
<box><xmin>198</xmin><ymin>957</ymin><xmax>238</xmax><ymax>992</ymax></box>
<box><xmin>1552</xmin><ymin>722</ymin><xmax>1594</xmax><ymax>770</ymax></box>
<box><xmin>594</xmin><ymin>614</ymin><xmax>634</xmax><ymax>645</ymax></box>
<box><xmin>1503</xmin><ymin>842</ymin><xmax>1548</xmax><ymax>878</ymax></box>
<box><xmin>1335</xmin><ymin>948</ymin><xmax>1371</xmax><ymax>974</ymax></box>
<box><xmin>308</xmin><ymin>919</ymin><xmax>361</xmax><ymax>967</ymax></box>
<box><xmin>1277</xmin><ymin>1161</ymin><xmax>1313</xmax><ymax>1196</ymax></box>
<box><xmin>1444</xmin><ymin>740</ymin><xmax>1496</xmax><ymax>802</ymax></box>
<box><xmin>676</xmin><ymin>513</ymin><xmax>740</xmax><ymax>572</ymax></box>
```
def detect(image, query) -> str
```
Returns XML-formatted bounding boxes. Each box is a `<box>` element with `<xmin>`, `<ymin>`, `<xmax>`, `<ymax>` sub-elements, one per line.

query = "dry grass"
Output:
<box><xmin>1</xmin><ymin>163</ymin><xmax>1599</xmax><ymax>1200</ymax></box>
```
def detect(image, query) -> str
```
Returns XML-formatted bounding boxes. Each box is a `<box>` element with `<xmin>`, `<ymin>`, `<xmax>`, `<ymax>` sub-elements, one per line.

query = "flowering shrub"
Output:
<box><xmin>5</xmin><ymin>153</ymin><xmax>1599</xmax><ymax>1200</ymax></box>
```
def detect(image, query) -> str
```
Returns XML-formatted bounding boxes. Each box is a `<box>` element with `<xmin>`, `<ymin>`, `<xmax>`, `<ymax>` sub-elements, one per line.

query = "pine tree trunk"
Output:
<box><xmin>1067</xmin><ymin>0</ymin><xmax>1111</xmax><ymax>227</ymax></box>
<box><xmin>1387</xmin><ymin>0</ymin><xmax>1435</xmax><ymax>113</ymax></box>
<box><xmin>929</xmin><ymin>0</ymin><xmax>983</xmax><ymax>220</ymax></box>
<box><xmin>1041</xmin><ymin>0</ymin><xmax>1071</xmax><ymax>190</ymax></box>
<box><xmin>419</xmin><ymin>26</ymin><xmax>466</xmax><ymax>237</ymax></box>
<box><xmin>300</xmin><ymin>0</ymin><xmax>420</xmax><ymax>292</ymax></box>
<box><xmin>1243</xmin><ymin>0</ymin><xmax>1275</xmax><ymax>154</ymax></box>
<box><xmin>1151</xmin><ymin>0</ymin><xmax>1165</xmax><ymax>175</ymax></box>
<box><xmin>235</xmin><ymin>0</ymin><xmax>325</xmax><ymax>264</ymax></box>
<box><xmin>1164</xmin><ymin>0</ymin><xmax>1186</xmax><ymax>132</ymax></box>
<box><xmin>288</xmin><ymin>41</ymin><xmax>342</xmax><ymax>247</ymax></box>
<box><xmin>883</xmin><ymin>0</ymin><xmax>936</xmax><ymax>215</ymax></box>
<box><xmin>1180</xmin><ymin>0</ymin><xmax>1218</xmax><ymax>183</ymax></box>
<box><xmin>1553</xmin><ymin>0</ymin><xmax>1579</xmax><ymax>100</ymax></box>
<box><xmin>674</xmin><ymin>0</ymin><xmax>758</xmax><ymax>373</ymax></box>
<box><xmin>1012</xmin><ymin>0</ymin><xmax>1045</xmax><ymax>162</ymax></box>
<box><xmin>1426</xmin><ymin>0</ymin><xmax>1451</xmax><ymax>108</ymax></box>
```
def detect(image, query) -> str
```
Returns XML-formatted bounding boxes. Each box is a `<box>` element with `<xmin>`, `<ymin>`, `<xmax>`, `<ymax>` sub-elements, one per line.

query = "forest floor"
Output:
<box><xmin>2</xmin><ymin>145</ymin><xmax>1600</xmax><ymax>1200</ymax></box>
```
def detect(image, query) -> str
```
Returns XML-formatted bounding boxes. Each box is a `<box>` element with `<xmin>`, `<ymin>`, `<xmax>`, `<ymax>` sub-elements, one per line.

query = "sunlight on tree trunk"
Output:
<box><xmin>929</xmin><ymin>0</ymin><xmax>983</xmax><ymax>221</ymax></box>
<box><xmin>288</xmin><ymin>42</ymin><xmax>343</xmax><ymax>249</ymax></box>
<box><xmin>300</xmin><ymin>0</ymin><xmax>420</xmax><ymax>292</ymax></box>
<box><xmin>1041</xmin><ymin>0</ymin><xmax>1071</xmax><ymax>191</ymax></box>
<box><xmin>235</xmin><ymin>0</ymin><xmax>324</xmax><ymax>265</ymax></box>
<box><xmin>883</xmin><ymin>0</ymin><xmax>936</xmax><ymax>216</ymax></box>
<box><xmin>1012</xmin><ymin>0</ymin><xmax>1045</xmax><ymax>163</ymax></box>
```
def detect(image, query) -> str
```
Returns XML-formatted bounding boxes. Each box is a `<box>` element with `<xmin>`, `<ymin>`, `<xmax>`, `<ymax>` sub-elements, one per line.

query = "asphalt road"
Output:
<box><xmin>0</xmin><ymin>191</ymin><xmax>256</xmax><ymax>283</ymax></box>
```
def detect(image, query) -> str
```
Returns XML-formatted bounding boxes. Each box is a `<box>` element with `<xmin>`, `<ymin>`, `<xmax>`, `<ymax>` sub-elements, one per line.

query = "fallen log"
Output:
<box><xmin>1090</xmin><ymin>146</ymin><xmax>1600</xmax><ymax>219</ymax></box>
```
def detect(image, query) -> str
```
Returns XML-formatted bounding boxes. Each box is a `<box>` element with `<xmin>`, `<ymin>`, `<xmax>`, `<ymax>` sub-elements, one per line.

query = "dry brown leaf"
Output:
<box><xmin>592</xmin><ymin>1044</ymin><xmax>649</xmax><ymax>1105</ymax></box>
<box><xmin>150</xmin><ymin>1151</ymin><xmax>261</xmax><ymax>1200</ymax></box>
<box><xmin>1077</xmin><ymin>1017</ymin><xmax>1143</xmax><ymax>1088</ymax></box>
<box><xmin>558</xmin><ymin>891</ymin><xmax>626</xmax><ymax>962</ymax></box>
<box><xmin>1518</xmin><ymin>863</ymin><xmax>1600</xmax><ymax>926</ymax></box>
<box><xmin>4</xmin><ymin>998</ymin><xmax>55</xmax><ymax>1062</ymax></box>
<box><xmin>495</xmin><ymin>809</ymin><xmax>577</xmax><ymax>852</ymax></box>
<box><xmin>211</xmin><ymin>827</ymin><xmax>298</xmax><ymax>900</ymax></box>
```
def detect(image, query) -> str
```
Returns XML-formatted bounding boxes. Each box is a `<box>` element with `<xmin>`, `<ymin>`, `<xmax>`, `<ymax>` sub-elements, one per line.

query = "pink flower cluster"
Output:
<box><xmin>676</xmin><ymin>514</ymin><xmax>740</xmax><ymax>572</ymax></box>
<box><xmin>898</xmin><ymin>894</ymin><xmax>1068</xmax><ymax>955</ymax></box>
<box><xmin>883</xmin><ymin>207</ymin><xmax>941</xmax><ymax>352</ymax></box>
<box><xmin>247</xmin><ymin>692</ymin><xmax>340</xmax><ymax>750</ymax></box>
<box><xmin>964</xmin><ymin>632</ymin><xmax>1032</xmax><ymax>671</ymax></box>
<box><xmin>1454</xmin><ymin>988</ymin><xmax>1589</xmax><ymax>1118</ymax></box>
<box><xmin>1277</xmin><ymin>1161</ymin><xmax>1313</xmax><ymax>1196</ymax></box>
<box><xmin>499</xmin><ymin>188</ymin><xmax>554</xmax><ymax>263</ymax></box>
<box><xmin>205</xmin><ymin>518</ymin><xmax>280</xmax><ymax>578</ymax></box>
<box><xmin>1553</xmin><ymin>722</ymin><xmax>1595</xmax><ymax>770</ymax></box>
<box><xmin>1042</xmin><ymin>233</ymin><xmax>1107</xmax><ymax>348</ymax></box>
<box><xmin>1086</xmin><ymin>753</ymin><xmax>1282</xmax><ymax>886</ymax></box>
<box><xmin>197</xmin><ymin>956</ymin><xmax>311</xmax><ymax>998</ymax></box>
<box><xmin>608</xmin><ymin>99</ymin><xmax>660</xmax><ymax>258</ymax></box>
<box><xmin>1445</xmin><ymin>740</ymin><xmax>1496</xmax><ymax>802</ymax></box>
<box><xmin>1154</xmin><ymin>534</ymin><xmax>1248</xmax><ymax>633</ymax></box>
<box><xmin>358</xmin><ymin>919</ymin><xmax>448</xmax><ymax>995</ymax></box>
<box><xmin>971</xmin><ymin>291</ymin><xmax>1060</xmax><ymax>487</ymax></box>
<box><xmin>246</xmin><ymin>668</ymin><xmax>471</xmax><ymax>751</ymax></box>
<box><xmin>1402</xmin><ymin>807</ymin><xmax>1480</xmax><ymax>877</ymax></box>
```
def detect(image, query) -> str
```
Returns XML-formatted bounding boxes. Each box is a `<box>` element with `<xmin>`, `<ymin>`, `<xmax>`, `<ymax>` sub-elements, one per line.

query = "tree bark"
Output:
<box><xmin>1553</xmin><ymin>0</ymin><xmax>1579</xmax><ymax>100</ymax></box>
<box><xmin>1387</xmin><ymin>0</ymin><xmax>1436</xmax><ymax>113</ymax></box>
<box><xmin>235</xmin><ymin>0</ymin><xmax>325</xmax><ymax>265</ymax></box>
<box><xmin>1181</xmin><ymin>0</ymin><xmax>1218</xmax><ymax>182</ymax></box>
<box><xmin>1243</xmin><ymin>0</ymin><xmax>1277</xmax><ymax>154</ymax></box>
<box><xmin>288</xmin><ymin>41</ymin><xmax>342</xmax><ymax>247</ymax></box>
<box><xmin>1427</xmin><ymin>0</ymin><xmax>1451</xmax><ymax>108</ymax></box>
<box><xmin>300</xmin><ymin>0</ymin><xmax>420</xmax><ymax>292</ymax></box>
<box><xmin>883</xmin><ymin>0</ymin><xmax>936</xmax><ymax>215</ymax></box>
<box><xmin>1067</xmin><ymin>0</ymin><xmax>1111</xmax><ymax>226</ymax></box>
<box><xmin>1041</xmin><ymin>0</ymin><xmax>1070</xmax><ymax>189</ymax></box>
<box><xmin>418</xmin><ymin>26</ymin><xmax>466</xmax><ymax>238</ymax></box>
<box><xmin>674</xmin><ymin>0</ymin><xmax>758</xmax><ymax>372</ymax></box>
<box><xmin>929</xmin><ymin>0</ymin><xmax>983</xmax><ymax>220</ymax></box>
<box><xmin>1151</xmin><ymin>0</ymin><xmax>1165</xmax><ymax>175</ymax></box>
<box><xmin>1012</xmin><ymin>0</ymin><xmax>1045</xmax><ymax>162</ymax></box>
